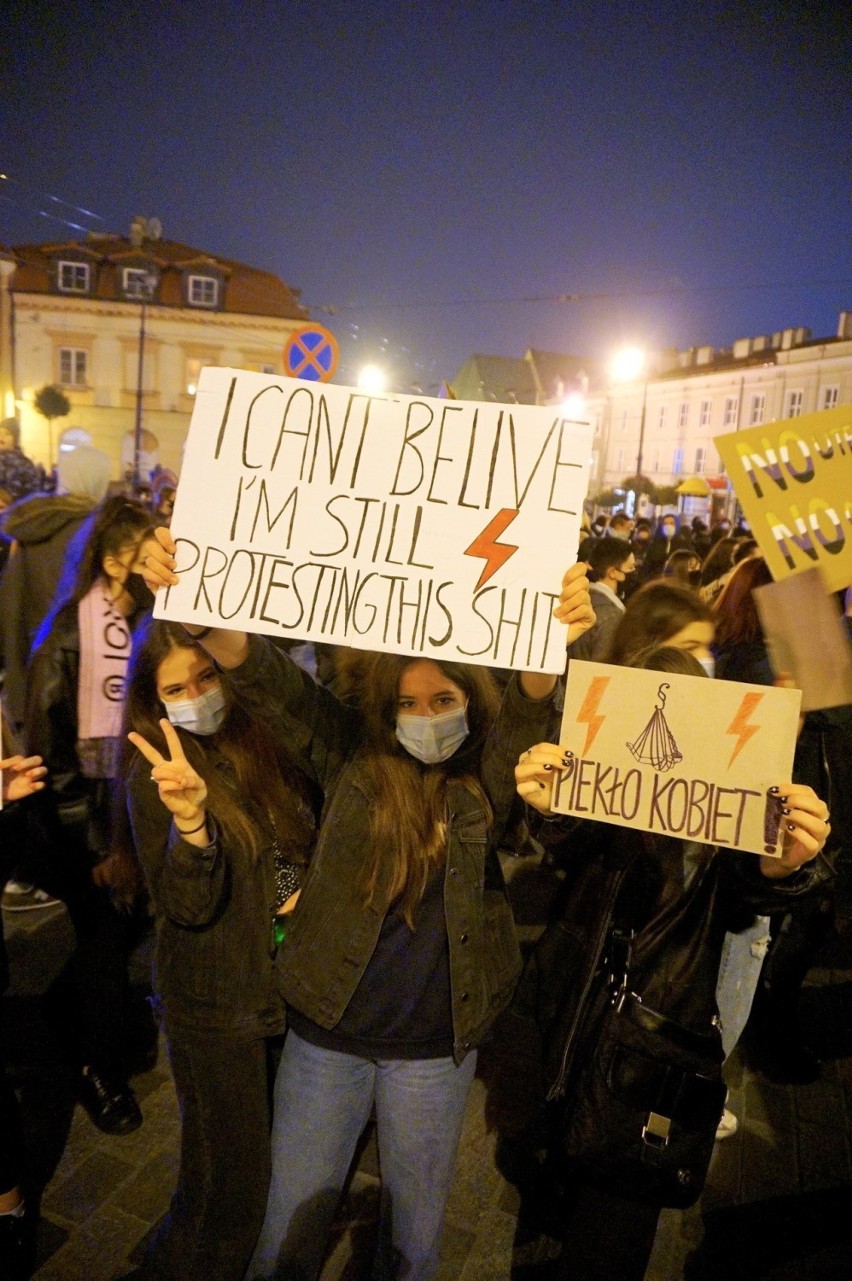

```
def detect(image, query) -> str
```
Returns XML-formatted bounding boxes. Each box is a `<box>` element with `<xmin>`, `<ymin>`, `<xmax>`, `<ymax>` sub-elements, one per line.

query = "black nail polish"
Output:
<box><xmin>779</xmin><ymin>796</ymin><xmax>788</xmax><ymax>804</ymax></box>
<box><xmin>786</xmin><ymin>822</ymin><xmax>796</xmax><ymax>832</ymax></box>
<box><xmin>781</xmin><ymin>808</ymin><xmax>790</xmax><ymax>816</ymax></box>
<box><xmin>539</xmin><ymin>782</ymin><xmax>546</xmax><ymax>790</ymax></box>
<box><xmin>543</xmin><ymin>764</ymin><xmax>553</xmax><ymax>771</ymax></box>
<box><xmin>768</xmin><ymin>786</ymin><xmax>780</xmax><ymax>795</ymax></box>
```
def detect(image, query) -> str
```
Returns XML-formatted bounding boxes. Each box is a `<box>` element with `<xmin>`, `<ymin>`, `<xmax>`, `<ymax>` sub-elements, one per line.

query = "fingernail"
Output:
<box><xmin>779</xmin><ymin>796</ymin><xmax>788</xmax><ymax>804</ymax></box>
<box><xmin>786</xmin><ymin>822</ymin><xmax>796</xmax><ymax>832</ymax></box>
<box><xmin>781</xmin><ymin>808</ymin><xmax>791</xmax><ymax>816</ymax></box>
<box><xmin>543</xmin><ymin>764</ymin><xmax>553</xmax><ymax>771</ymax></box>
<box><xmin>768</xmin><ymin>786</ymin><xmax>780</xmax><ymax>795</ymax></box>
<box><xmin>539</xmin><ymin>782</ymin><xmax>546</xmax><ymax>790</ymax></box>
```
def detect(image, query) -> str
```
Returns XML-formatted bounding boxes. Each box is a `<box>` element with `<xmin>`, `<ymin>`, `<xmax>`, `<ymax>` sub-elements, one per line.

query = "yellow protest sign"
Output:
<box><xmin>716</xmin><ymin>404</ymin><xmax>852</xmax><ymax>592</ymax></box>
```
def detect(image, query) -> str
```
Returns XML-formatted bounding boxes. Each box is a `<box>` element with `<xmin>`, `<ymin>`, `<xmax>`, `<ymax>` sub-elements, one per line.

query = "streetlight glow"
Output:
<box><xmin>610</xmin><ymin>346</ymin><xmax>645</xmax><ymax>383</ymax></box>
<box><xmin>562</xmin><ymin>392</ymin><xmax>586</xmax><ymax>417</ymax></box>
<box><xmin>358</xmin><ymin>364</ymin><xmax>386</xmax><ymax>394</ymax></box>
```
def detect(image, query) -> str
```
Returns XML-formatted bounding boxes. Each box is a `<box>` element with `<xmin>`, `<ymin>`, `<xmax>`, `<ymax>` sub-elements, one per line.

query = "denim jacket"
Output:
<box><xmin>223</xmin><ymin>638</ymin><xmax>559</xmax><ymax>1063</ymax></box>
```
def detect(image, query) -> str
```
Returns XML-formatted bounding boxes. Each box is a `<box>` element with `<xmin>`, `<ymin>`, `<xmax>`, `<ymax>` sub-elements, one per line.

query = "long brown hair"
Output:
<box><xmin>123</xmin><ymin>619</ymin><xmax>315</xmax><ymax>863</ymax></box>
<box><xmin>355</xmin><ymin>652</ymin><xmax>501</xmax><ymax>927</ymax></box>
<box><xmin>607</xmin><ymin>581</ymin><xmax>714</xmax><ymax>666</ymax></box>
<box><xmin>713</xmin><ymin>555</ymin><xmax>773</xmax><ymax>649</ymax></box>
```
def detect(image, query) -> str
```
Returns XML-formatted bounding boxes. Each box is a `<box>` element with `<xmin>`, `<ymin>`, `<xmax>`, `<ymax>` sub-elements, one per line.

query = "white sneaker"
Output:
<box><xmin>2</xmin><ymin>882</ymin><xmax>61</xmax><ymax>911</ymax></box>
<box><xmin>715</xmin><ymin>1107</ymin><xmax>739</xmax><ymax>1141</ymax></box>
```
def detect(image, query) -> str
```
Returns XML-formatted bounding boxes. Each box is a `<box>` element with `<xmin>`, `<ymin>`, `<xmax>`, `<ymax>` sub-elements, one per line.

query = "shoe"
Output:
<box><xmin>715</xmin><ymin>1107</ymin><xmax>738</xmax><ymax>1141</ymax></box>
<box><xmin>0</xmin><ymin>1207</ymin><xmax>36</xmax><ymax>1281</ymax></box>
<box><xmin>2</xmin><ymin>881</ymin><xmax>61</xmax><ymax>912</ymax></box>
<box><xmin>79</xmin><ymin>1067</ymin><xmax>143</xmax><ymax>1135</ymax></box>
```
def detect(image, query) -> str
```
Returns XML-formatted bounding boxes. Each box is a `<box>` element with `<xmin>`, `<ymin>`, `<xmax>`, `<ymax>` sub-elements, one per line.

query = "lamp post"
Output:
<box><xmin>129</xmin><ymin>272</ymin><xmax>157</xmax><ymax>489</ymax></box>
<box><xmin>610</xmin><ymin>347</ymin><xmax>648</xmax><ymax>516</ymax></box>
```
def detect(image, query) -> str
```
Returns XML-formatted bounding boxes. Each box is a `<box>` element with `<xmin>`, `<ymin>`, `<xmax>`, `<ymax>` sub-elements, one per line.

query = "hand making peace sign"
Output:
<box><xmin>128</xmin><ymin>719</ymin><xmax>208</xmax><ymax>831</ymax></box>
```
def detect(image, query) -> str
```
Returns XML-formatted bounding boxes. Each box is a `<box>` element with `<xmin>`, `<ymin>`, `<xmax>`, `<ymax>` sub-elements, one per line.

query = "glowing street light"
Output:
<box><xmin>562</xmin><ymin>391</ymin><xmax>586</xmax><ymax>418</ymax></box>
<box><xmin>357</xmin><ymin>364</ymin><xmax>386</xmax><ymax>394</ymax></box>
<box><xmin>610</xmin><ymin>346</ymin><xmax>649</xmax><ymax>480</ymax></box>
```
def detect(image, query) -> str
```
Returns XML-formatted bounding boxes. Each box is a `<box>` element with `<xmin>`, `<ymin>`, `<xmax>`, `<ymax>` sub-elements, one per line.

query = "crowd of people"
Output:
<box><xmin>0</xmin><ymin>428</ymin><xmax>846</xmax><ymax>1281</ymax></box>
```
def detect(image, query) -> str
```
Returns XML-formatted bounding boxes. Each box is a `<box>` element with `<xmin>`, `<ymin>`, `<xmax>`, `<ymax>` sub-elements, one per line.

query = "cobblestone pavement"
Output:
<box><xmin>4</xmin><ymin>855</ymin><xmax>851</xmax><ymax>1280</ymax></box>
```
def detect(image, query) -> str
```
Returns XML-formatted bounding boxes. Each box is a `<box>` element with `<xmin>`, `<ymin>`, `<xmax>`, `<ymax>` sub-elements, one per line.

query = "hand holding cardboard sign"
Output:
<box><xmin>514</xmin><ymin>742</ymin><xmax>571</xmax><ymax>815</ymax></box>
<box><xmin>759</xmin><ymin>783</ymin><xmax>831</xmax><ymax>879</ymax></box>
<box><xmin>556</xmin><ymin>561</ymin><xmax>596</xmax><ymax>646</ymax></box>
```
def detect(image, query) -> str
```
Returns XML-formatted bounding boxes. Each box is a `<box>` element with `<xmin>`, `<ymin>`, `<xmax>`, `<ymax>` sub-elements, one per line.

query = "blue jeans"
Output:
<box><xmin>245</xmin><ymin>1032</ymin><xmax>477</xmax><ymax>1281</ymax></box>
<box><xmin>715</xmin><ymin>917</ymin><xmax>771</xmax><ymax>1058</ymax></box>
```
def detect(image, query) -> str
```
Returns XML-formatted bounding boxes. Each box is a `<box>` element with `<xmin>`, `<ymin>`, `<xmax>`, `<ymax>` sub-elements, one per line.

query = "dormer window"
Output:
<box><xmin>123</xmin><ymin>267</ymin><xmax>157</xmax><ymax>299</ymax></box>
<box><xmin>58</xmin><ymin>260</ymin><xmax>91</xmax><ymax>293</ymax></box>
<box><xmin>188</xmin><ymin>274</ymin><xmax>219</xmax><ymax>308</ymax></box>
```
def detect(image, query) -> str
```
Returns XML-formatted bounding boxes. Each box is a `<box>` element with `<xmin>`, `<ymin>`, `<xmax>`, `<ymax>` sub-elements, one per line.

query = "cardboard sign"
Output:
<box><xmin>155</xmin><ymin>368</ymin><xmax>593</xmax><ymax>672</ymax></box>
<box><xmin>716</xmin><ymin>405</ymin><xmax>852</xmax><ymax>593</ymax></box>
<box><xmin>553</xmin><ymin>661</ymin><xmax>802</xmax><ymax>856</ymax></box>
<box><xmin>754</xmin><ymin>567</ymin><xmax>852</xmax><ymax>712</ymax></box>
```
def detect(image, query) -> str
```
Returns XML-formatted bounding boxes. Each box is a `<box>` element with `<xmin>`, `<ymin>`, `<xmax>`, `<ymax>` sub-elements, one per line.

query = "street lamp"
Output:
<box><xmin>610</xmin><ymin>346</ymin><xmax>649</xmax><ymax>515</ymax></box>
<box><xmin>127</xmin><ymin>272</ymin><xmax>158</xmax><ymax>489</ymax></box>
<box><xmin>357</xmin><ymin>364</ymin><xmax>386</xmax><ymax>394</ymax></box>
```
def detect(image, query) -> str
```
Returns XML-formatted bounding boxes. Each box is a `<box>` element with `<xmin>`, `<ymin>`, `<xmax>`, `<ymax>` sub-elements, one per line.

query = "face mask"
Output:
<box><xmin>662</xmin><ymin>525</ymin><xmax>676</xmax><ymax>539</ymax></box>
<box><xmin>698</xmin><ymin>656</ymin><xmax>716</xmax><ymax>678</ymax></box>
<box><xmin>395</xmin><ymin>705</ymin><xmax>469</xmax><ymax>764</ymax></box>
<box><xmin>164</xmin><ymin>684</ymin><xmax>227</xmax><ymax>736</ymax></box>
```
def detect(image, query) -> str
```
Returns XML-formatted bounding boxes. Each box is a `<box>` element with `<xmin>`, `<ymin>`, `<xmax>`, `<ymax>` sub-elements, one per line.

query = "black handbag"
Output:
<box><xmin>555</xmin><ymin>924</ymin><xmax>727</xmax><ymax>1209</ymax></box>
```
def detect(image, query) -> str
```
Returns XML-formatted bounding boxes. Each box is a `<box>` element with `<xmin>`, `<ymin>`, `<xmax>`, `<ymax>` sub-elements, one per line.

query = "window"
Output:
<box><xmin>672</xmin><ymin>447</ymin><xmax>684</xmax><ymax>474</ymax></box>
<box><xmin>186</xmin><ymin>357</ymin><xmax>202</xmax><ymax>395</ymax></box>
<box><xmin>651</xmin><ymin>449</ymin><xmax>661</xmax><ymax>472</ymax></box>
<box><xmin>694</xmin><ymin>447</ymin><xmax>706</xmax><ymax>474</ymax></box>
<box><xmin>677</xmin><ymin>402</ymin><xmax>688</xmax><ymax>429</ymax></box>
<box><xmin>787</xmin><ymin>390</ymin><xmax>803</xmax><ymax>417</ymax></box>
<box><xmin>723</xmin><ymin>396</ymin><xmax>738</xmax><ymax>427</ymax></box>
<box><xmin>750</xmin><ymin>393</ymin><xmax>765</xmax><ymax>425</ymax></box>
<box><xmin>615</xmin><ymin>448</ymin><xmax>624</xmax><ymax>472</ymax></box>
<box><xmin>58</xmin><ymin>260</ymin><xmax>90</xmax><ymax>293</ymax></box>
<box><xmin>699</xmin><ymin>399</ymin><xmax>712</xmax><ymax>428</ymax></box>
<box><xmin>123</xmin><ymin>268</ymin><xmax>155</xmax><ymax>299</ymax></box>
<box><xmin>59</xmin><ymin>348</ymin><xmax>87</xmax><ymax>386</ymax></box>
<box><xmin>822</xmin><ymin>386</ymin><xmax>839</xmax><ymax>410</ymax></box>
<box><xmin>657</xmin><ymin>405</ymin><xmax>666</xmax><ymax>431</ymax></box>
<box><xmin>188</xmin><ymin>275</ymin><xmax>219</xmax><ymax>307</ymax></box>
<box><xmin>620</xmin><ymin>409</ymin><xmax>628</xmax><ymax>434</ymax></box>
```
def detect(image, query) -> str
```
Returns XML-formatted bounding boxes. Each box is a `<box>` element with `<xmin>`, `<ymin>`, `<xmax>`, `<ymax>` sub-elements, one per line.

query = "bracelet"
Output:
<box><xmin>175</xmin><ymin>815</ymin><xmax>208</xmax><ymax>836</ymax></box>
<box><xmin>182</xmin><ymin>625</ymin><xmax>213</xmax><ymax>641</ymax></box>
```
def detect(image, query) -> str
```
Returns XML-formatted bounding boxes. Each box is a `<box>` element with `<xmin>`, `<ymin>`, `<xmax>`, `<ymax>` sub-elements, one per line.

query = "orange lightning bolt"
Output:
<box><xmin>464</xmin><ymin>508</ymin><xmax>519</xmax><ymax>590</ymax></box>
<box><xmin>577</xmin><ymin>675</ymin><xmax>611</xmax><ymax>755</ymax></box>
<box><xmin>726</xmin><ymin>691</ymin><xmax>764</xmax><ymax>766</ymax></box>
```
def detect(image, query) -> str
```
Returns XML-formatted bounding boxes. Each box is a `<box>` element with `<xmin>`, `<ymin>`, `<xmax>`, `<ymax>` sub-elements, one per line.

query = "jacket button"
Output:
<box><xmin>459</xmin><ymin>932</ymin><xmax>469</xmax><ymax>943</ymax></box>
<box><xmin>449</xmin><ymin>867</ymin><xmax>459</xmax><ymax>877</ymax></box>
<box><xmin>460</xmin><ymin>991</ymin><xmax>469</xmax><ymax>1002</ymax></box>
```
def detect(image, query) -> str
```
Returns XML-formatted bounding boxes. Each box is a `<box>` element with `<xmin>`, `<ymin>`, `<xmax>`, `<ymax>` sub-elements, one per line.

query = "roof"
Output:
<box><xmin>450</xmin><ymin>354</ymin><xmax>538</xmax><ymax>403</ymax></box>
<box><xmin>5</xmin><ymin>231</ymin><xmax>308</xmax><ymax>321</ymax></box>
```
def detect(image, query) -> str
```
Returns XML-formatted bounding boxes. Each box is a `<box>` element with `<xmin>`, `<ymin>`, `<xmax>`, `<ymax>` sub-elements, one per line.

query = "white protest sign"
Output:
<box><xmin>155</xmin><ymin>368</ymin><xmax>593</xmax><ymax>672</ymax></box>
<box><xmin>553</xmin><ymin>661</ymin><xmax>802</xmax><ymax>856</ymax></box>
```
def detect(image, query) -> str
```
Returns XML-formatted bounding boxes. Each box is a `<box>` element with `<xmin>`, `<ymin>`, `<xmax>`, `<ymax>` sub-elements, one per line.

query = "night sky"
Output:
<box><xmin>3</xmin><ymin>0</ymin><xmax>849</xmax><ymax>391</ymax></box>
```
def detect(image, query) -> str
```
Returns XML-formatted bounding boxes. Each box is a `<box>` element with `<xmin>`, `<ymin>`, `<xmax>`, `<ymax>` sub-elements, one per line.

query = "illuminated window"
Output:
<box><xmin>123</xmin><ymin>268</ymin><xmax>155</xmax><ymax>299</ymax></box>
<box><xmin>186</xmin><ymin>357</ymin><xmax>201</xmax><ymax>395</ymax></box>
<box><xmin>58</xmin><ymin>261</ymin><xmax>90</xmax><ymax>293</ymax></box>
<box><xmin>787</xmin><ymin>389</ymin><xmax>803</xmax><ymax>417</ymax></box>
<box><xmin>672</xmin><ymin>447</ymin><xmax>684</xmax><ymax>474</ymax></box>
<box><xmin>822</xmin><ymin>386</ymin><xmax>839</xmax><ymax>410</ymax></box>
<box><xmin>750</xmin><ymin>393</ymin><xmax>765</xmax><ymax>425</ymax></box>
<box><xmin>59</xmin><ymin>348</ymin><xmax>87</xmax><ymax>386</ymax></box>
<box><xmin>694</xmin><ymin>447</ymin><xmax>706</xmax><ymax>473</ymax></box>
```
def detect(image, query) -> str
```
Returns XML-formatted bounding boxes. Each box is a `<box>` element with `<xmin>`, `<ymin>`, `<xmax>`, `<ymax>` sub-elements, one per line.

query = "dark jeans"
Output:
<box><xmin>136</xmin><ymin>1028</ymin><xmax>272</xmax><ymax>1281</ymax></box>
<box><xmin>554</xmin><ymin>1178</ymin><xmax>660</xmax><ymax>1281</ymax></box>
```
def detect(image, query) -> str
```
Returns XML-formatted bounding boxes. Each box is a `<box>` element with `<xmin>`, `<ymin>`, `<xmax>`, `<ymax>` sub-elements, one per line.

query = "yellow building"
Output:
<box><xmin>2</xmin><ymin>216</ymin><xmax>309</xmax><ymax>479</ymax></box>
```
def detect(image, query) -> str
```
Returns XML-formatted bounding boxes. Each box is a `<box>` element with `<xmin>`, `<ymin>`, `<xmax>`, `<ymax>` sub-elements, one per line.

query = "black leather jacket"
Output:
<box><xmin>515</xmin><ymin>818</ymin><xmax>830</xmax><ymax>1101</ymax></box>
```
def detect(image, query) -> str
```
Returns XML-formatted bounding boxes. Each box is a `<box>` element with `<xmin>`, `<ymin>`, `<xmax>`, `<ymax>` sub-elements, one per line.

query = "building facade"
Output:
<box><xmin>2</xmin><ymin>217</ymin><xmax>308</xmax><ymax>479</ymax></box>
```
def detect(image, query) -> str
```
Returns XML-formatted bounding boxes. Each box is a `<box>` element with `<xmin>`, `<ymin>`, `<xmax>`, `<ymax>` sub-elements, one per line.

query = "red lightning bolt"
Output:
<box><xmin>464</xmin><ymin>508</ymin><xmax>519</xmax><ymax>590</ymax></box>
<box><xmin>577</xmin><ymin>675</ymin><xmax>611</xmax><ymax>755</ymax></box>
<box><xmin>726</xmin><ymin>691</ymin><xmax>764</xmax><ymax>766</ymax></box>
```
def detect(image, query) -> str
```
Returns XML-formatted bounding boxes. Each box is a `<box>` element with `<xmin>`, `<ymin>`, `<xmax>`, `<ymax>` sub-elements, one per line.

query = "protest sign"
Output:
<box><xmin>715</xmin><ymin>404</ymin><xmax>852</xmax><ymax>593</ymax></box>
<box><xmin>155</xmin><ymin>368</ymin><xmax>593</xmax><ymax>672</ymax></box>
<box><xmin>754</xmin><ymin>567</ymin><xmax>852</xmax><ymax>712</ymax></box>
<box><xmin>553</xmin><ymin>660</ymin><xmax>801</xmax><ymax>856</ymax></box>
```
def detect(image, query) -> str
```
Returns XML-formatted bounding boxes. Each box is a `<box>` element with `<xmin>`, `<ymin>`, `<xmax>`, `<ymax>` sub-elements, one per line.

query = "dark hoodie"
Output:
<box><xmin>0</xmin><ymin>493</ymin><xmax>98</xmax><ymax>728</ymax></box>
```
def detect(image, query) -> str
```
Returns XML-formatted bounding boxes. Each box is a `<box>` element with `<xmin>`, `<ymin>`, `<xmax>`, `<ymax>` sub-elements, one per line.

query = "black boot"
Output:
<box><xmin>79</xmin><ymin>1066</ymin><xmax>142</xmax><ymax>1135</ymax></box>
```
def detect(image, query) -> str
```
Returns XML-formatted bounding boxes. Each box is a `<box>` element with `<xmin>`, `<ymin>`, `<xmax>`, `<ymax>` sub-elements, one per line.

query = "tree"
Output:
<box><xmin>34</xmin><ymin>385</ymin><xmax>71</xmax><ymax>462</ymax></box>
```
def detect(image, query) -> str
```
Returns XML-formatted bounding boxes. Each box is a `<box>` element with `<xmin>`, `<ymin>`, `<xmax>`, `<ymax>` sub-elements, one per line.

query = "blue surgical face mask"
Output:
<box><xmin>164</xmin><ymin>684</ymin><xmax>227</xmax><ymax>736</ymax></box>
<box><xmin>698</xmin><ymin>656</ymin><xmax>716</xmax><ymax>679</ymax></box>
<box><xmin>395</xmin><ymin>705</ymin><xmax>469</xmax><ymax>764</ymax></box>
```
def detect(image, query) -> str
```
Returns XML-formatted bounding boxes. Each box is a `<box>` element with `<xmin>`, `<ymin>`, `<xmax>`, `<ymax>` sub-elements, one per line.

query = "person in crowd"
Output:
<box><xmin>22</xmin><ymin>497</ymin><xmax>155</xmax><ymax>1135</ymax></box>
<box><xmin>640</xmin><ymin>513</ymin><xmax>692</xmax><ymax>579</ymax></box>
<box><xmin>713</xmin><ymin>555</ymin><xmax>775</xmax><ymax>684</ymax></box>
<box><xmin>0</xmin><ymin>445</ymin><xmax>112</xmax><ymax>730</ymax></box>
<box><xmin>606</xmin><ymin>579</ymin><xmax>715</xmax><ymax>672</ymax></box>
<box><xmin>697</xmin><ymin>535</ymin><xmax>741</xmax><ymax>602</ymax></box>
<box><xmin>606</xmin><ymin>511</ymin><xmax>634</xmax><ymax>540</ymax></box>
<box><xmin>139</xmin><ymin>533</ymin><xmax>594</xmax><ymax>1281</ymax></box>
<box><xmin>690</xmin><ymin>516</ymin><xmax>711</xmax><ymax>560</ymax></box>
<box><xmin>0</xmin><ymin>419</ymin><xmax>42</xmax><ymax>506</ymax></box>
<box><xmin>662</xmin><ymin>546</ymin><xmax>702</xmax><ymax>589</ymax></box>
<box><xmin>569</xmin><ymin>538</ymin><xmax>636</xmax><ymax>663</ymax></box>
<box><xmin>149</xmin><ymin>467</ymin><xmax>178</xmax><ymax>525</ymax></box>
<box><xmin>0</xmin><ymin>724</ymin><xmax>48</xmax><ymax>1281</ymax></box>
<box><xmin>512</xmin><ymin>648</ymin><xmax>831</xmax><ymax>1280</ymax></box>
<box><xmin>119</xmin><ymin>619</ymin><xmax>317</xmax><ymax>1281</ymax></box>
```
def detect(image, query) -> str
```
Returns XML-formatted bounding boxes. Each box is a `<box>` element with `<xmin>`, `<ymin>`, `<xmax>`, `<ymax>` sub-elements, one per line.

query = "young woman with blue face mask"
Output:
<box><xmin>121</xmin><ymin>618</ymin><xmax>317</xmax><ymax>1281</ymax></box>
<box><xmin>138</xmin><ymin>536</ymin><xmax>595</xmax><ymax>1281</ymax></box>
